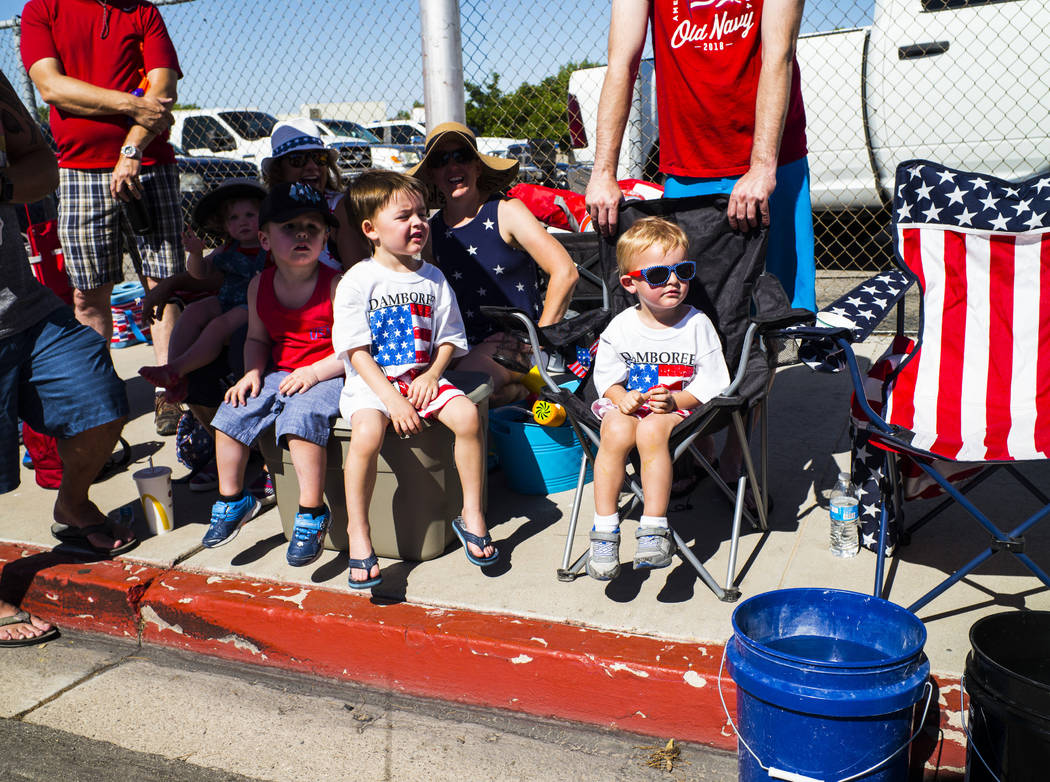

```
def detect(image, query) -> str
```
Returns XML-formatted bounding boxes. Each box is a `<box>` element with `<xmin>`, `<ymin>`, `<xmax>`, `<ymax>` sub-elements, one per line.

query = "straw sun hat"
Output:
<box><xmin>408</xmin><ymin>121</ymin><xmax>519</xmax><ymax>195</ymax></box>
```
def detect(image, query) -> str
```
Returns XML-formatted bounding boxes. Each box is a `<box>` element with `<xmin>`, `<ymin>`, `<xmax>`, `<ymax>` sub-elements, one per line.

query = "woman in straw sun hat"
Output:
<box><xmin>262</xmin><ymin>117</ymin><xmax>368</xmax><ymax>271</ymax></box>
<box><xmin>410</xmin><ymin>121</ymin><xmax>577</xmax><ymax>404</ymax></box>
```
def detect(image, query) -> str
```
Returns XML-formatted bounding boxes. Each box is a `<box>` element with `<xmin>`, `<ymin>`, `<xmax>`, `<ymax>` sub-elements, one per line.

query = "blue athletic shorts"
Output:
<box><xmin>664</xmin><ymin>156</ymin><xmax>816</xmax><ymax>311</ymax></box>
<box><xmin>1</xmin><ymin>308</ymin><xmax>129</xmax><ymax>493</ymax></box>
<box><xmin>210</xmin><ymin>371</ymin><xmax>342</xmax><ymax>449</ymax></box>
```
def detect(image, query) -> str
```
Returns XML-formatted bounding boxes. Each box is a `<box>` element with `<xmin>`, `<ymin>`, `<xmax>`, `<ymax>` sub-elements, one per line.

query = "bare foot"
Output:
<box><xmin>0</xmin><ymin>601</ymin><xmax>52</xmax><ymax>642</ymax></box>
<box><xmin>139</xmin><ymin>364</ymin><xmax>182</xmax><ymax>391</ymax></box>
<box><xmin>460</xmin><ymin>511</ymin><xmax>495</xmax><ymax>560</ymax></box>
<box><xmin>53</xmin><ymin>500</ymin><xmax>135</xmax><ymax>552</ymax></box>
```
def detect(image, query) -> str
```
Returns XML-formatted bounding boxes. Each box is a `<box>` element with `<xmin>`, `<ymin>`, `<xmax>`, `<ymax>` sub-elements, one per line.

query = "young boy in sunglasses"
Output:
<box><xmin>587</xmin><ymin>217</ymin><xmax>730</xmax><ymax>580</ymax></box>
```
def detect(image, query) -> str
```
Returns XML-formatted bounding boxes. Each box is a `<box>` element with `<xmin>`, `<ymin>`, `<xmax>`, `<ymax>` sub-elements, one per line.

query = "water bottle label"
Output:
<box><xmin>830</xmin><ymin>499</ymin><xmax>859</xmax><ymax>523</ymax></box>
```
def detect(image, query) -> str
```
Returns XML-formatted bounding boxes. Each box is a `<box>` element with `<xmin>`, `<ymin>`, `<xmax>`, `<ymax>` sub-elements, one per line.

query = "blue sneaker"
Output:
<box><xmin>202</xmin><ymin>495</ymin><xmax>259</xmax><ymax>548</ymax></box>
<box><xmin>286</xmin><ymin>507</ymin><xmax>330</xmax><ymax>566</ymax></box>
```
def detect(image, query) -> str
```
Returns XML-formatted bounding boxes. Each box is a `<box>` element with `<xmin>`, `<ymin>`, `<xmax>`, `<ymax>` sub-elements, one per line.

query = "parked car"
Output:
<box><xmin>314</xmin><ymin>118</ymin><xmax>423</xmax><ymax>175</ymax></box>
<box><xmin>170</xmin><ymin>109</ymin><xmax>277</xmax><ymax>169</ymax></box>
<box><xmin>567</xmin><ymin>0</ymin><xmax>1050</xmax><ymax>209</ymax></box>
<box><xmin>365</xmin><ymin>120</ymin><xmax>426</xmax><ymax>146</ymax></box>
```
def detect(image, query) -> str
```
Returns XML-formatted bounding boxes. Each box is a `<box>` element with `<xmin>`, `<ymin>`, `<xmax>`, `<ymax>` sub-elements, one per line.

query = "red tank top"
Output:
<box><xmin>651</xmin><ymin>0</ymin><xmax>807</xmax><ymax>178</ymax></box>
<box><xmin>256</xmin><ymin>265</ymin><xmax>338</xmax><ymax>372</ymax></box>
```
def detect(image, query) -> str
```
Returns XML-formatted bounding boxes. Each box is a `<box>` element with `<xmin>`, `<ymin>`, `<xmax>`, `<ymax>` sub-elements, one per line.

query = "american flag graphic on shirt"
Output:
<box><xmin>626</xmin><ymin>362</ymin><xmax>693</xmax><ymax>392</ymax></box>
<box><xmin>369</xmin><ymin>302</ymin><xmax>432</xmax><ymax>369</ymax></box>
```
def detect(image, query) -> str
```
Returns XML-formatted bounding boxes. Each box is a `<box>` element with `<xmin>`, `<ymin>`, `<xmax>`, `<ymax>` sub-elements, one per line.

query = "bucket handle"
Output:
<box><xmin>717</xmin><ymin>644</ymin><xmax>934</xmax><ymax>782</ymax></box>
<box><xmin>959</xmin><ymin>674</ymin><xmax>1002</xmax><ymax>782</ymax></box>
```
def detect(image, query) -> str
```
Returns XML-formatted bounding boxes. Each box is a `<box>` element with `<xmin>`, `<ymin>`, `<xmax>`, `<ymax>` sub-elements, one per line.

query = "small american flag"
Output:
<box><xmin>567</xmin><ymin>340</ymin><xmax>599</xmax><ymax>379</ymax></box>
<box><xmin>626</xmin><ymin>362</ymin><xmax>692</xmax><ymax>392</ymax></box>
<box><xmin>369</xmin><ymin>302</ymin><xmax>432</xmax><ymax>368</ymax></box>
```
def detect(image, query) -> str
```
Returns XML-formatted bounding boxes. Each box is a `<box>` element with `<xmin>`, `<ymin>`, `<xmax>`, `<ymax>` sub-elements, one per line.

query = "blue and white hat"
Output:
<box><xmin>260</xmin><ymin>118</ymin><xmax>338</xmax><ymax>177</ymax></box>
<box><xmin>259</xmin><ymin>182</ymin><xmax>338</xmax><ymax>227</ymax></box>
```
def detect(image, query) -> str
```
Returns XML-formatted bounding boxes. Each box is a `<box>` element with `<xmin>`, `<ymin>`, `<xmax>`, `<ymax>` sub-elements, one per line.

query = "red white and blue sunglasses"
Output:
<box><xmin>625</xmin><ymin>261</ymin><xmax>696</xmax><ymax>286</ymax></box>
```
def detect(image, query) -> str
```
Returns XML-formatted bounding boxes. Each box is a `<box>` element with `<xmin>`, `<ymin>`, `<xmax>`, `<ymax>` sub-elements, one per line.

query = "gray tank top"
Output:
<box><xmin>0</xmin><ymin>203</ymin><xmax>64</xmax><ymax>339</ymax></box>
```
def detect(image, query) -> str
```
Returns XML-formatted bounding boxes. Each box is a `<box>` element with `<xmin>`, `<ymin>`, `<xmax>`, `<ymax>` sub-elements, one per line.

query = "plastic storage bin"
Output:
<box><xmin>260</xmin><ymin>371</ymin><xmax>491</xmax><ymax>561</ymax></box>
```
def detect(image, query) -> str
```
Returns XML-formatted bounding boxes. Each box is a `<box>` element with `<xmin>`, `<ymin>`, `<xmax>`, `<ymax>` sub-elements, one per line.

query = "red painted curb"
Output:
<box><xmin>0</xmin><ymin>542</ymin><xmax>967</xmax><ymax>772</ymax></box>
<box><xmin>141</xmin><ymin>569</ymin><xmax>737</xmax><ymax>749</ymax></box>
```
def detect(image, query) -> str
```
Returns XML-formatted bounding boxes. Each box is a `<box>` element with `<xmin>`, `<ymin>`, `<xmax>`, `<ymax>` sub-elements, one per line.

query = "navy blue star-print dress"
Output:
<box><xmin>430</xmin><ymin>197</ymin><xmax>542</xmax><ymax>345</ymax></box>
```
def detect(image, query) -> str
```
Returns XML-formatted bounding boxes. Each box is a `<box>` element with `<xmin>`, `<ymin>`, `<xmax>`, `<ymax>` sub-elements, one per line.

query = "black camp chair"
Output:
<box><xmin>483</xmin><ymin>194</ymin><xmax>811</xmax><ymax>601</ymax></box>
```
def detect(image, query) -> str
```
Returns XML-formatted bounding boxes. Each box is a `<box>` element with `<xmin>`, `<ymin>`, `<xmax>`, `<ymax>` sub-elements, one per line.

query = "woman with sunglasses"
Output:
<box><xmin>262</xmin><ymin>118</ymin><xmax>368</xmax><ymax>271</ymax></box>
<box><xmin>409</xmin><ymin>122</ymin><xmax>578</xmax><ymax>404</ymax></box>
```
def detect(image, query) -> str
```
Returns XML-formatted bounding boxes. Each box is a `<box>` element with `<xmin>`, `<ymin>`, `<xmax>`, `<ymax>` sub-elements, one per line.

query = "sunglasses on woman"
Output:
<box><xmin>625</xmin><ymin>261</ymin><xmax>696</xmax><ymax>286</ymax></box>
<box><xmin>427</xmin><ymin>147</ymin><xmax>476</xmax><ymax>168</ymax></box>
<box><xmin>282</xmin><ymin>150</ymin><xmax>329</xmax><ymax>168</ymax></box>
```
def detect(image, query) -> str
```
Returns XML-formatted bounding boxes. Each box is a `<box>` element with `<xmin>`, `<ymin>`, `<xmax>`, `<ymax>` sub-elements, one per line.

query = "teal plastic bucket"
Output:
<box><xmin>725</xmin><ymin>588</ymin><xmax>931</xmax><ymax>781</ymax></box>
<box><xmin>489</xmin><ymin>405</ymin><xmax>591</xmax><ymax>495</ymax></box>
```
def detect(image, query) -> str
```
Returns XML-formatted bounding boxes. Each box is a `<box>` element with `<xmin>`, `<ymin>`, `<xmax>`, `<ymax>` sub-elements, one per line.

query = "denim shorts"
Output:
<box><xmin>210</xmin><ymin>371</ymin><xmax>342</xmax><ymax>449</ymax></box>
<box><xmin>1</xmin><ymin>308</ymin><xmax>129</xmax><ymax>493</ymax></box>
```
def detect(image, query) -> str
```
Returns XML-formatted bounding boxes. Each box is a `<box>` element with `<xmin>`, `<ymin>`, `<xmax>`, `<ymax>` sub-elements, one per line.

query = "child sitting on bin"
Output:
<box><xmin>587</xmin><ymin>217</ymin><xmax>730</xmax><ymax>580</ymax></box>
<box><xmin>332</xmin><ymin>170</ymin><xmax>498</xmax><ymax>590</ymax></box>
<box><xmin>200</xmin><ymin>182</ymin><xmax>344</xmax><ymax>565</ymax></box>
<box><xmin>139</xmin><ymin>179</ymin><xmax>267</xmax><ymax>402</ymax></box>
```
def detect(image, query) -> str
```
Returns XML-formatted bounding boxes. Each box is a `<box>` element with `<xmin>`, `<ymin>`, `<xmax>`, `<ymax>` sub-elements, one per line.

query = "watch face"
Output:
<box><xmin>122</xmin><ymin>145</ymin><xmax>140</xmax><ymax>158</ymax></box>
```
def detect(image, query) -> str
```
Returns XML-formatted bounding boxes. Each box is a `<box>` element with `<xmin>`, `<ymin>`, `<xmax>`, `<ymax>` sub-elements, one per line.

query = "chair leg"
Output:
<box><xmin>557</xmin><ymin>453</ymin><xmax>592</xmax><ymax>581</ymax></box>
<box><xmin>732</xmin><ymin>411</ymin><xmax>768</xmax><ymax>530</ymax></box>
<box><xmin>722</xmin><ymin>475</ymin><xmax>746</xmax><ymax>602</ymax></box>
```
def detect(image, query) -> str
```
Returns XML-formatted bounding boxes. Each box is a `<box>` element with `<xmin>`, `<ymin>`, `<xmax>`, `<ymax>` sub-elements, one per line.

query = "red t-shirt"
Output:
<box><xmin>651</xmin><ymin>0</ymin><xmax>807</xmax><ymax>178</ymax></box>
<box><xmin>256</xmin><ymin>265</ymin><xmax>338</xmax><ymax>373</ymax></box>
<box><xmin>20</xmin><ymin>0</ymin><xmax>182</xmax><ymax>169</ymax></box>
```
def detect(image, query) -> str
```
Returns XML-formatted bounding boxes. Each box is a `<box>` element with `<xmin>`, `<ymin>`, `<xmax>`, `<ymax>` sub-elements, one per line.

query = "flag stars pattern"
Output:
<box><xmin>896</xmin><ymin>161</ymin><xmax>1049</xmax><ymax>235</ymax></box>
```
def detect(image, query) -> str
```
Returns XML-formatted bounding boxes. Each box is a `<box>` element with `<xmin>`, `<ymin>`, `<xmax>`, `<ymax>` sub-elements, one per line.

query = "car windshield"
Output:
<box><xmin>386</xmin><ymin>125</ymin><xmax>423</xmax><ymax>145</ymax></box>
<box><xmin>218</xmin><ymin>111</ymin><xmax>278</xmax><ymax>140</ymax></box>
<box><xmin>322</xmin><ymin>119</ymin><xmax>380</xmax><ymax>143</ymax></box>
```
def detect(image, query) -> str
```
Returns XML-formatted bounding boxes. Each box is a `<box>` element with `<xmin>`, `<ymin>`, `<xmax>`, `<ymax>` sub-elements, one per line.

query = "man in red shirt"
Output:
<box><xmin>21</xmin><ymin>0</ymin><xmax>186</xmax><ymax>434</ymax></box>
<box><xmin>585</xmin><ymin>0</ymin><xmax>815</xmax><ymax>311</ymax></box>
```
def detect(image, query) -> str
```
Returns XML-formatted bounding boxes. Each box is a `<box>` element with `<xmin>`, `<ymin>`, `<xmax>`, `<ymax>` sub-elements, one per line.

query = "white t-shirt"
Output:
<box><xmin>592</xmin><ymin>305</ymin><xmax>730</xmax><ymax>406</ymax></box>
<box><xmin>332</xmin><ymin>259</ymin><xmax>469</xmax><ymax>409</ymax></box>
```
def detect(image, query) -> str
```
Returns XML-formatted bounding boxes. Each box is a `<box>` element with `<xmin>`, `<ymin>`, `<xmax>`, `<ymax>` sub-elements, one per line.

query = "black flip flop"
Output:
<box><xmin>51</xmin><ymin>520</ymin><xmax>138</xmax><ymax>557</ymax></box>
<box><xmin>0</xmin><ymin>611</ymin><xmax>60</xmax><ymax>647</ymax></box>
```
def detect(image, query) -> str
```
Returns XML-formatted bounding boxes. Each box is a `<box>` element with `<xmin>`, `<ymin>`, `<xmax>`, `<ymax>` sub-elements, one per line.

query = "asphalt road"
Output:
<box><xmin>1</xmin><ymin>631</ymin><xmax>736</xmax><ymax>782</ymax></box>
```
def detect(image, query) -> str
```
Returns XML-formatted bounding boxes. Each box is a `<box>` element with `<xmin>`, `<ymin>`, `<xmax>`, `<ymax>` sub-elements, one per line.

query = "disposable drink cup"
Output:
<box><xmin>133</xmin><ymin>465</ymin><xmax>175</xmax><ymax>535</ymax></box>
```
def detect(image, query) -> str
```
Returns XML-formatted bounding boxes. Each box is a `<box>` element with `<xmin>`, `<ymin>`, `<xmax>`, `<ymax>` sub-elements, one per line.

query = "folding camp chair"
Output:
<box><xmin>484</xmin><ymin>194</ymin><xmax>811</xmax><ymax>601</ymax></box>
<box><xmin>791</xmin><ymin>160</ymin><xmax>1050</xmax><ymax>612</ymax></box>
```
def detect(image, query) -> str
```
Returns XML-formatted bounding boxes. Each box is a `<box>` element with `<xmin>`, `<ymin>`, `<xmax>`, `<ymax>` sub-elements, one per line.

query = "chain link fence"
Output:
<box><xmin>1</xmin><ymin>0</ymin><xmax>1046</xmax><ymax>272</ymax></box>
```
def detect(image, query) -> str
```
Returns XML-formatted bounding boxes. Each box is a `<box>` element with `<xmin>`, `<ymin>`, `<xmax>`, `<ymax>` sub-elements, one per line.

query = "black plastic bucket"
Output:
<box><xmin>965</xmin><ymin>611</ymin><xmax>1050</xmax><ymax>781</ymax></box>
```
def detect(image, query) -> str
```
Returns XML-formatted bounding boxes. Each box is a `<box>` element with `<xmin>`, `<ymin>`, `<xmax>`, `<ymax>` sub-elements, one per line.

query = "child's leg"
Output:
<box><xmin>433</xmin><ymin>396</ymin><xmax>494</xmax><ymax>560</ymax></box>
<box><xmin>634</xmin><ymin>414</ymin><xmax>683</xmax><ymax>519</ymax></box>
<box><xmin>344</xmin><ymin>409</ymin><xmax>386</xmax><ymax>582</ymax></box>
<box><xmin>593</xmin><ymin>412</ymin><xmax>639</xmax><ymax>517</ymax></box>
<box><xmin>166</xmin><ymin>297</ymin><xmax>222</xmax><ymax>368</ymax></box>
<box><xmin>215</xmin><ymin>429</ymin><xmax>251</xmax><ymax>496</ymax></box>
<box><xmin>285</xmin><ymin>435</ymin><xmax>326</xmax><ymax>508</ymax></box>
<box><xmin>168</xmin><ymin>307</ymin><xmax>247</xmax><ymax>378</ymax></box>
<box><xmin>631</xmin><ymin>414</ymin><xmax>682</xmax><ymax>570</ymax></box>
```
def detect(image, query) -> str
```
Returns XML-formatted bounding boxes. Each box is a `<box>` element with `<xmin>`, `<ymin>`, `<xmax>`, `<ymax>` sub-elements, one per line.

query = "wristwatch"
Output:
<box><xmin>0</xmin><ymin>172</ymin><xmax>12</xmax><ymax>203</ymax></box>
<box><xmin>120</xmin><ymin>144</ymin><xmax>142</xmax><ymax>160</ymax></box>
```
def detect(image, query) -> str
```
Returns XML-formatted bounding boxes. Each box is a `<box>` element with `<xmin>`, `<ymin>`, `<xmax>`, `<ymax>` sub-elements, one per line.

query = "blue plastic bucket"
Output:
<box><xmin>489</xmin><ymin>404</ymin><xmax>591</xmax><ymax>495</ymax></box>
<box><xmin>725</xmin><ymin>588</ymin><xmax>930</xmax><ymax>782</ymax></box>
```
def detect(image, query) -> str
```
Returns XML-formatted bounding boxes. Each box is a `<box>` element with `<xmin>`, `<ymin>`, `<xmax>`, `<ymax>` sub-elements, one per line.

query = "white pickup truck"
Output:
<box><xmin>568</xmin><ymin>0</ymin><xmax>1050</xmax><ymax>210</ymax></box>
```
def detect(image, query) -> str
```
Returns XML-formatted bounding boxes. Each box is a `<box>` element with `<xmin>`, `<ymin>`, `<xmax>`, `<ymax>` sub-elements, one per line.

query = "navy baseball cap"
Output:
<box><xmin>259</xmin><ymin>182</ymin><xmax>338</xmax><ymax>227</ymax></box>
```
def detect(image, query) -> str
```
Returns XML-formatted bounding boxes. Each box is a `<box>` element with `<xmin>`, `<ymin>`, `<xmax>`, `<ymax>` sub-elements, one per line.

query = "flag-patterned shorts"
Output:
<box><xmin>340</xmin><ymin>371</ymin><xmax>466</xmax><ymax>423</ymax></box>
<box><xmin>58</xmin><ymin>164</ymin><xmax>184</xmax><ymax>290</ymax></box>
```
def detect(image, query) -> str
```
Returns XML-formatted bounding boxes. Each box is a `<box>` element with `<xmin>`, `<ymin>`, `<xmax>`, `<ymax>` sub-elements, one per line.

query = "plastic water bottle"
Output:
<box><xmin>829</xmin><ymin>471</ymin><xmax>860</xmax><ymax>557</ymax></box>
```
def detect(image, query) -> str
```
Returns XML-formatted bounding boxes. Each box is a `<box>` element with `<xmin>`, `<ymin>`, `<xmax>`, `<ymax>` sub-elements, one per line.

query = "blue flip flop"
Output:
<box><xmin>451</xmin><ymin>517</ymin><xmax>500</xmax><ymax>567</ymax></box>
<box><xmin>347</xmin><ymin>553</ymin><xmax>382</xmax><ymax>590</ymax></box>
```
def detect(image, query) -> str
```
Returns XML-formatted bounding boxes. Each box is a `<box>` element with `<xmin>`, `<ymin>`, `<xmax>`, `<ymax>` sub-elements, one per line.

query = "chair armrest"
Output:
<box><xmin>779</xmin><ymin>269</ymin><xmax>914</xmax><ymax>371</ymax></box>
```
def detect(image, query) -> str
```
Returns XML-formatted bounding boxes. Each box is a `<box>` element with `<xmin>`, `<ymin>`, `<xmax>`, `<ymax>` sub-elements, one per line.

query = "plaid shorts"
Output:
<box><xmin>58</xmin><ymin>164</ymin><xmax>184</xmax><ymax>290</ymax></box>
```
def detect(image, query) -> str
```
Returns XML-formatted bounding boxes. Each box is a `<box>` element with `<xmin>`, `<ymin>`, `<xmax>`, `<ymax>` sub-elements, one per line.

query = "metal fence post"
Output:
<box><xmin>419</xmin><ymin>0</ymin><xmax>465</xmax><ymax>131</ymax></box>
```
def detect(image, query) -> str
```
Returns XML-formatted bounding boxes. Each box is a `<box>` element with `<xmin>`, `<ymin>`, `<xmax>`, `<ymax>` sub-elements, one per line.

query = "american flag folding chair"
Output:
<box><xmin>484</xmin><ymin>194</ymin><xmax>810</xmax><ymax>601</ymax></box>
<box><xmin>794</xmin><ymin>160</ymin><xmax>1050</xmax><ymax>612</ymax></box>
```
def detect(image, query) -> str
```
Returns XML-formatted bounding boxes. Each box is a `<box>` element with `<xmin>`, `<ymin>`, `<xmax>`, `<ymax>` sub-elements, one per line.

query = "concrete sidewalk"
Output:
<box><xmin>3</xmin><ymin>320</ymin><xmax>1048</xmax><ymax>778</ymax></box>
